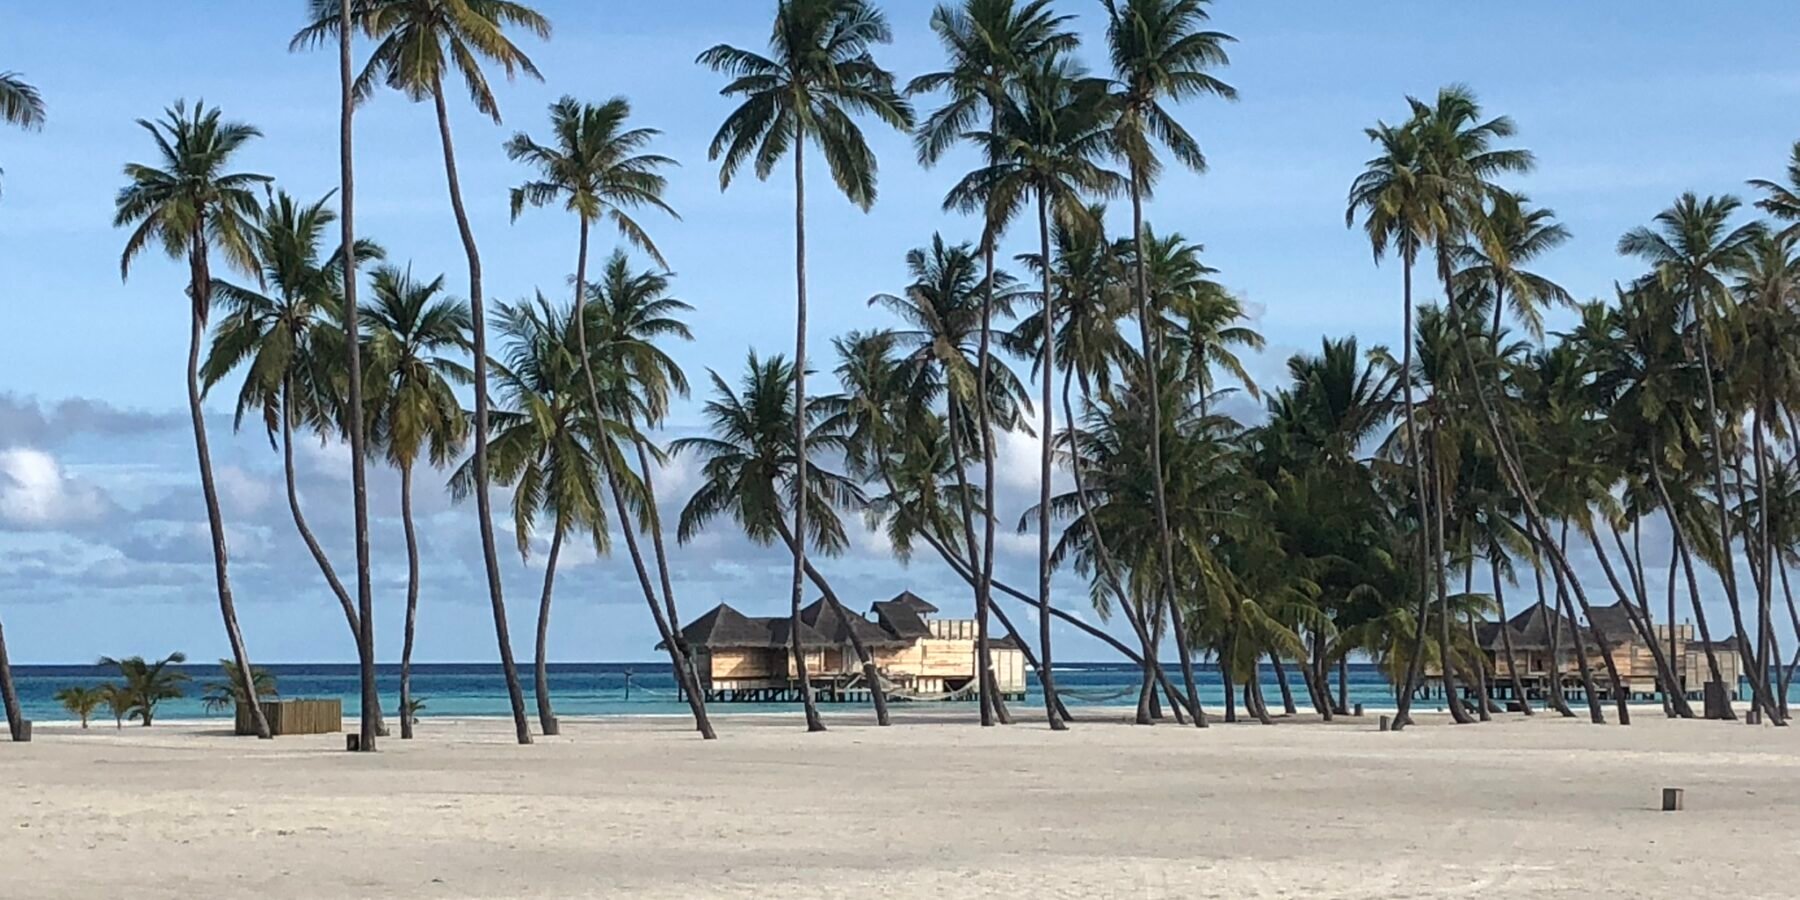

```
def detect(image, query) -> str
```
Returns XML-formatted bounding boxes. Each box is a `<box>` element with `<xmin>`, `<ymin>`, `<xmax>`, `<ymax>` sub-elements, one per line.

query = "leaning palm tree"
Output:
<box><xmin>200</xmin><ymin>191</ymin><xmax>384</xmax><ymax>736</ymax></box>
<box><xmin>1619</xmin><ymin>193</ymin><xmax>1784</xmax><ymax>723</ymax></box>
<box><xmin>947</xmin><ymin>55</ymin><xmax>1122</xmax><ymax>729</ymax></box>
<box><xmin>114</xmin><ymin>101</ymin><xmax>272</xmax><ymax>739</ymax></box>
<box><xmin>504</xmin><ymin>95</ymin><xmax>715</xmax><ymax>735</ymax></box>
<box><xmin>295</xmin><ymin>0</ymin><xmax>553</xmax><ymax>746</ymax></box>
<box><xmin>699</xmin><ymin>0</ymin><xmax>913</xmax><ymax>732</ymax></box>
<box><xmin>911</xmin><ymin>0</ymin><xmax>1075</xmax><ymax>727</ymax></box>
<box><xmin>0</xmin><ymin>70</ymin><xmax>45</xmax><ymax>202</ymax></box>
<box><xmin>100</xmin><ymin>652</ymin><xmax>190</xmax><ymax>727</ymax></box>
<box><xmin>464</xmin><ymin>295</ymin><xmax>610</xmax><ymax>737</ymax></box>
<box><xmin>363</xmin><ymin>265</ymin><xmax>471</xmax><ymax>739</ymax></box>
<box><xmin>1100</xmin><ymin>0</ymin><xmax>1236</xmax><ymax>729</ymax></box>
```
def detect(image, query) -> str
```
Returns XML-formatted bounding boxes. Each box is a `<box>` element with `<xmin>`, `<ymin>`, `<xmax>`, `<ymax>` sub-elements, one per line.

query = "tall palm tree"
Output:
<box><xmin>1100</xmin><ymin>0</ymin><xmax>1235</xmax><ymax>729</ymax></box>
<box><xmin>583</xmin><ymin>254</ymin><xmax>717</xmax><ymax>737</ymax></box>
<box><xmin>462</xmin><ymin>295</ymin><xmax>610</xmax><ymax>737</ymax></box>
<box><xmin>296</xmin><ymin>0</ymin><xmax>553</xmax><ymax>745</ymax></box>
<box><xmin>199</xmin><ymin>189</ymin><xmax>389</xmax><ymax>736</ymax></box>
<box><xmin>948</xmin><ymin>56</ymin><xmax>1123</xmax><ymax>729</ymax></box>
<box><xmin>699</xmin><ymin>0</ymin><xmax>913</xmax><ymax>732</ymax></box>
<box><xmin>0</xmin><ymin>70</ymin><xmax>44</xmax><ymax>202</ymax></box>
<box><xmin>364</xmin><ymin>265</ymin><xmax>471</xmax><ymax>739</ymax></box>
<box><xmin>0</xmin><ymin>69</ymin><xmax>44</xmax><ymax>741</ymax></box>
<box><xmin>910</xmin><ymin>0</ymin><xmax>1075</xmax><ymax>727</ymax></box>
<box><xmin>114</xmin><ymin>101</ymin><xmax>272</xmax><ymax>739</ymax></box>
<box><xmin>1619</xmin><ymin>193</ymin><xmax>1783</xmax><ymax>722</ymax></box>
<box><xmin>1452</xmin><ymin>191</ymin><xmax>1571</xmax><ymax>337</ymax></box>
<box><xmin>1750</xmin><ymin>141</ymin><xmax>1800</xmax><ymax>234</ymax></box>
<box><xmin>1345</xmin><ymin>116</ymin><xmax>1447</xmax><ymax>730</ymax></box>
<box><xmin>503</xmin><ymin>95</ymin><xmax>714</xmax><ymax>734</ymax></box>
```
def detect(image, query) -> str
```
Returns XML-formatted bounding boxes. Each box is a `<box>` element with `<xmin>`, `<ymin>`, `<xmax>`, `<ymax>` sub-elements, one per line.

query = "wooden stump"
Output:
<box><xmin>1703</xmin><ymin>681</ymin><xmax>1731</xmax><ymax>720</ymax></box>
<box><xmin>345</xmin><ymin>734</ymin><xmax>360</xmax><ymax>752</ymax></box>
<box><xmin>15</xmin><ymin>720</ymin><xmax>29</xmax><ymax>743</ymax></box>
<box><xmin>1661</xmin><ymin>788</ymin><xmax>1684</xmax><ymax>812</ymax></box>
<box><xmin>1353</xmin><ymin>703</ymin><xmax>1364</xmax><ymax>717</ymax></box>
<box><xmin>1378</xmin><ymin>714</ymin><xmax>1391</xmax><ymax>732</ymax></box>
<box><xmin>1747</xmin><ymin>708</ymin><xmax>1762</xmax><ymax>726</ymax></box>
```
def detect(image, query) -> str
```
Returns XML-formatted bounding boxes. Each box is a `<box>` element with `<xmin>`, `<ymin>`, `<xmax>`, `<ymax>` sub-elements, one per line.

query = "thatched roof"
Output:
<box><xmin>870</xmin><ymin>597</ymin><xmax>933</xmax><ymax>640</ymax></box>
<box><xmin>662</xmin><ymin>603</ymin><xmax>779</xmax><ymax>650</ymax></box>
<box><xmin>1480</xmin><ymin>600</ymin><xmax>1632</xmax><ymax>652</ymax></box>
<box><xmin>1582</xmin><ymin>603</ymin><xmax>1636</xmax><ymax>646</ymax></box>
<box><xmin>801</xmin><ymin>599</ymin><xmax>909</xmax><ymax>648</ymax></box>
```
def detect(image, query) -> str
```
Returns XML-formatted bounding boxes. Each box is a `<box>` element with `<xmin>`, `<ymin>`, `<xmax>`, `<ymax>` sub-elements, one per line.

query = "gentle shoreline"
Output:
<box><xmin>6</xmin><ymin>710</ymin><xmax>1793</xmax><ymax>899</ymax></box>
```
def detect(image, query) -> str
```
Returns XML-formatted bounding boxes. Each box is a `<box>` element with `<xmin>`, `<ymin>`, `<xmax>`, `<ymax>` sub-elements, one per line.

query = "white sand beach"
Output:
<box><xmin>3</xmin><ymin>710</ymin><xmax>1794</xmax><ymax>899</ymax></box>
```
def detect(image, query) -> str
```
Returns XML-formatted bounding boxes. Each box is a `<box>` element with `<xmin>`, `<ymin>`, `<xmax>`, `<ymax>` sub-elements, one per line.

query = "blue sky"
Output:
<box><xmin>1</xmin><ymin>2</ymin><xmax>1796</xmax><ymax>663</ymax></box>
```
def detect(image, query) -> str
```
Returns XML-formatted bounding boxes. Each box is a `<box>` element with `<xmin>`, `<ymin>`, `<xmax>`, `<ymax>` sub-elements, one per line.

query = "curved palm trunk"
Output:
<box><xmin>1128</xmin><ymin>174</ymin><xmax>1205</xmax><ymax>728</ymax></box>
<box><xmin>943</xmin><ymin>398</ymin><xmax>1014</xmax><ymax>724</ymax></box>
<box><xmin>1693</xmin><ymin>336</ymin><xmax>1783</xmax><ymax>722</ymax></box>
<box><xmin>1426</xmin><ymin>421</ymin><xmax>1473</xmax><ymax>724</ymax></box>
<box><xmin>1592</xmin><ymin>524</ymin><xmax>1694</xmax><ymax>718</ymax></box>
<box><xmin>337</xmin><ymin>0</ymin><xmax>378</xmax><ymax>753</ymax></box>
<box><xmin>398</xmin><ymin>460</ymin><xmax>420</xmax><ymax>739</ymax></box>
<box><xmin>787</xmin><ymin>147</ymin><xmax>823</xmax><ymax>734</ymax></box>
<box><xmin>1544</xmin><ymin>525</ymin><xmax>1605</xmax><ymax>723</ymax></box>
<box><xmin>628</xmin><ymin>431</ymin><xmax>708</xmax><ymax>716</ymax></box>
<box><xmin>534</xmin><ymin>526</ymin><xmax>565</xmax><ymax>736</ymax></box>
<box><xmin>1064</xmin><ymin>367</ymin><xmax>1177</xmax><ymax>725</ymax></box>
<box><xmin>0</xmin><ymin>617</ymin><xmax>21</xmax><ymax>741</ymax></box>
<box><xmin>1612</xmin><ymin>521</ymin><xmax>1676</xmax><ymax>716</ymax></box>
<box><xmin>1032</xmin><ymin>191</ymin><xmax>1066</xmax><ymax>731</ymax></box>
<box><xmin>1533</xmin><ymin>559</ymin><xmax>1575</xmax><ymax>717</ymax></box>
<box><xmin>1464</xmin><ymin>568</ymin><xmax>1492</xmax><ymax>720</ymax></box>
<box><xmin>1491</xmin><ymin>557</ymin><xmax>1531</xmax><ymax>715</ymax></box>
<box><xmin>773</xmin><ymin>519</ymin><xmax>889</xmax><ymax>724</ymax></box>
<box><xmin>1269</xmin><ymin>654</ymin><xmax>1298</xmax><ymax>716</ymax></box>
<box><xmin>1751</xmin><ymin>412</ymin><xmax>1784</xmax><ymax>720</ymax></box>
<box><xmin>1778</xmin><ymin>558</ymin><xmax>1799</xmax><ymax>718</ymax></box>
<box><xmin>1392</xmin><ymin>260</ymin><xmax>1435</xmax><ymax>731</ymax></box>
<box><xmin>187</xmin><ymin>231</ymin><xmax>269</xmax><ymax>741</ymax></box>
<box><xmin>1648</xmin><ymin>449</ymin><xmax>1733</xmax><ymax>717</ymax></box>
<box><xmin>430</xmin><ymin>79</ymin><xmax>530</xmax><ymax>745</ymax></box>
<box><xmin>280</xmin><ymin>380</ymin><xmax>388</xmax><ymax>736</ymax></box>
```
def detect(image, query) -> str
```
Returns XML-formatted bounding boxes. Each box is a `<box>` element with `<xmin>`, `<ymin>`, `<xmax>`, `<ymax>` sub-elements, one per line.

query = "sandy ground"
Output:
<box><xmin>2</xmin><ymin>708</ymin><xmax>1796</xmax><ymax>899</ymax></box>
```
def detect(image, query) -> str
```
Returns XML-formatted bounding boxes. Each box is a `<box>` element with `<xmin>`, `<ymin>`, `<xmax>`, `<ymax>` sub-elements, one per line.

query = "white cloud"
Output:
<box><xmin>0</xmin><ymin>447</ymin><xmax>112</xmax><ymax>529</ymax></box>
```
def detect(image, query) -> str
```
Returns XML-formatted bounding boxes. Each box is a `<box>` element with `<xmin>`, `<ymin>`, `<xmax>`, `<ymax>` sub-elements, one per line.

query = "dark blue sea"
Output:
<box><xmin>12</xmin><ymin>662</ymin><xmax>1418</xmax><ymax>723</ymax></box>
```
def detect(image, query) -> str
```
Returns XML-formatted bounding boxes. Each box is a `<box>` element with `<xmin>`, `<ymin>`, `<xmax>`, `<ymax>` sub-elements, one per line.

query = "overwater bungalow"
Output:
<box><xmin>1472</xmin><ymin>601</ymin><xmax>1744</xmax><ymax>705</ymax></box>
<box><xmin>662</xmin><ymin>592</ymin><xmax>1028</xmax><ymax>704</ymax></box>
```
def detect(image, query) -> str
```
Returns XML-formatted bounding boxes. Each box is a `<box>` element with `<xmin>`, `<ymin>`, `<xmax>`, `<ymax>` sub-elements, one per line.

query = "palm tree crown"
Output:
<box><xmin>506</xmin><ymin>95</ymin><xmax>679</xmax><ymax>265</ymax></box>
<box><xmin>113</xmin><ymin>101</ymin><xmax>269</xmax><ymax>285</ymax></box>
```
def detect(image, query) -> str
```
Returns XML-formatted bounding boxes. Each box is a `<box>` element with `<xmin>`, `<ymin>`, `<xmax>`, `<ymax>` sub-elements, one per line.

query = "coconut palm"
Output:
<box><xmin>296</xmin><ymin>0</ymin><xmax>553</xmax><ymax>746</ymax></box>
<box><xmin>0</xmin><ymin>70</ymin><xmax>44</xmax><ymax>202</ymax></box>
<box><xmin>1452</xmin><ymin>191</ymin><xmax>1571</xmax><ymax>337</ymax></box>
<box><xmin>363</xmin><ymin>265</ymin><xmax>471</xmax><ymax>739</ymax></box>
<box><xmin>671</xmin><ymin>352</ymin><xmax>892</xmax><ymax>723</ymax></box>
<box><xmin>699</xmin><ymin>0</ymin><xmax>912</xmax><ymax>732</ymax></box>
<box><xmin>1619</xmin><ymin>193</ymin><xmax>1783</xmax><ymax>722</ymax></box>
<box><xmin>113</xmin><ymin>101</ymin><xmax>272</xmax><ymax>739</ymax></box>
<box><xmin>1750</xmin><ymin>141</ymin><xmax>1800</xmax><ymax>233</ymax></box>
<box><xmin>53</xmin><ymin>686</ymin><xmax>102</xmax><ymax>729</ymax></box>
<box><xmin>201</xmin><ymin>191</ymin><xmax>384</xmax><ymax>711</ymax></box>
<box><xmin>459</xmin><ymin>295</ymin><xmax>610</xmax><ymax>736</ymax></box>
<box><xmin>200</xmin><ymin>660</ymin><xmax>278</xmax><ymax>714</ymax></box>
<box><xmin>912</xmin><ymin>0</ymin><xmax>1076</xmax><ymax>728</ymax></box>
<box><xmin>1099</xmin><ymin>0</ymin><xmax>1235</xmax><ymax>726</ymax></box>
<box><xmin>944</xmin><ymin>54</ymin><xmax>1123</xmax><ymax>729</ymax></box>
<box><xmin>100</xmin><ymin>653</ymin><xmax>190</xmax><ymax>727</ymax></box>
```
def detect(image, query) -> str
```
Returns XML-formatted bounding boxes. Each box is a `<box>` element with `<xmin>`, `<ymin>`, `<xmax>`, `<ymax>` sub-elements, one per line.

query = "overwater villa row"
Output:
<box><xmin>662</xmin><ymin>592</ymin><xmax>1028</xmax><ymax>703</ymax></box>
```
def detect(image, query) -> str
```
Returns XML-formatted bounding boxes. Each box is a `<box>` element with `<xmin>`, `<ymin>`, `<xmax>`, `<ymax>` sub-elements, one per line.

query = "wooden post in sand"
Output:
<box><xmin>1353</xmin><ymin>703</ymin><xmax>1364</xmax><ymax>717</ymax></box>
<box><xmin>1661</xmin><ymin>788</ymin><xmax>1684</xmax><ymax>811</ymax></box>
<box><xmin>1378</xmin><ymin>714</ymin><xmax>1391</xmax><ymax>732</ymax></box>
<box><xmin>16</xmin><ymin>719</ymin><xmax>29</xmax><ymax>742</ymax></box>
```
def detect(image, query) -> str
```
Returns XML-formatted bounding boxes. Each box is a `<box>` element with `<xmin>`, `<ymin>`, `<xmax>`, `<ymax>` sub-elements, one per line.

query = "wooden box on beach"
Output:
<box><xmin>235</xmin><ymin>699</ymin><xmax>344</xmax><ymax>736</ymax></box>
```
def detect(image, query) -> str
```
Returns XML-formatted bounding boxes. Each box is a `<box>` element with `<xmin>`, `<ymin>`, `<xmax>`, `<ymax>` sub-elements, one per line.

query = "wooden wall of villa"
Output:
<box><xmin>1462</xmin><ymin>601</ymin><xmax>1745</xmax><ymax>705</ymax></box>
<box><xmin>662</xmin><ymin>592</ymin><xmax>1028</xmax><ymax>704</ymax></box>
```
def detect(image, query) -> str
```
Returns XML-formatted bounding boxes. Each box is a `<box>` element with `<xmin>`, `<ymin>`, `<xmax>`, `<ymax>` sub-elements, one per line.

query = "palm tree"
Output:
<box><xmin>1619</xmin><ymin>193</ymin><xmax>1783</xmax><ymax>722</ymax></box>
<box><xmin>946</xmin><ymin>54</ymin><xmax>1122</xmax><ymax>730</ymax></box>
<box><xmin>675</xmin><ymin>353</ymin><xmax>894</xmax><ymax>723</ymax></box>
<box><xmin>462</xmin><ymin>295</ymin><xmax>610</xmax><ymax>737</ymax></box>
<box><xmin>101</xmin><ymin>653</ymin><xmax>190</xmax><ymax>726</ymax></box>
<box><xmin>1100</xmin><ymin>0</ymin><xmax>1236</xmax><ymax>728</ymax></box>
<box><xmin>1453</xmin><ymin>191</ymin><xmax>1571</xmax><ymax>337</ymax></box>
<box><xmin>0</xmin><ymin>70</ymin><xmax>44</xmax><ymax>201</ymax></box>
<box><xmin>584</xmin><ymin>254</ymin><xmax>717</xmax><ymax>735</ymax></box>
<box><xmin>100</xmin><ymin>684</ymin><xmax>132</xmax><ymax>730</ymax></box>
<box><xmin>296</xmin><ymin>0</ymin><xmax>553</xmax><ymax>746</ymax></box>
<box><xmin>200</xmin><ymin>191</ymin><xmax>384</xmax><ymax>733</ymax></box>
<box><xmin>201</xmin><ymin>659</ymin><xmax>279</xmax><ymax>714</ymax></box>
<box><xmin>699</xmin><ymin>0</ymin><xmax>913</xmax><ymax>732</ymax></box>
<box><xmin>911</xmin><ymin>0</ymin><xmax>1075</xmax><ymax>727</ymax></box>
<box><xmin>114</xmin><ymin>101</ymin><xmax>272</xmax><ymax>739</ymax></box>
<box><xmin>1750</xmin><ymin>141</ymin><xmax>1800</xmax><ymax>234</ymax></box>
<box><xmin>363</xmin><ymin>265</ymin><xmax>471</xmax><ymax>739</ymax></box>
<box><xmin>53</xmin><ymin>686</ymin><xmax>102</xmax><ymax>729</ymax></box>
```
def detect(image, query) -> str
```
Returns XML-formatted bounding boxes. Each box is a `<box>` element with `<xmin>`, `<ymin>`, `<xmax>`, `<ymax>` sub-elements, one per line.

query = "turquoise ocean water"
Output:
<box><xmin>10</xmin><ymin>662</ymin><xmax>1771</xmax><ymax>724</ymax></box>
